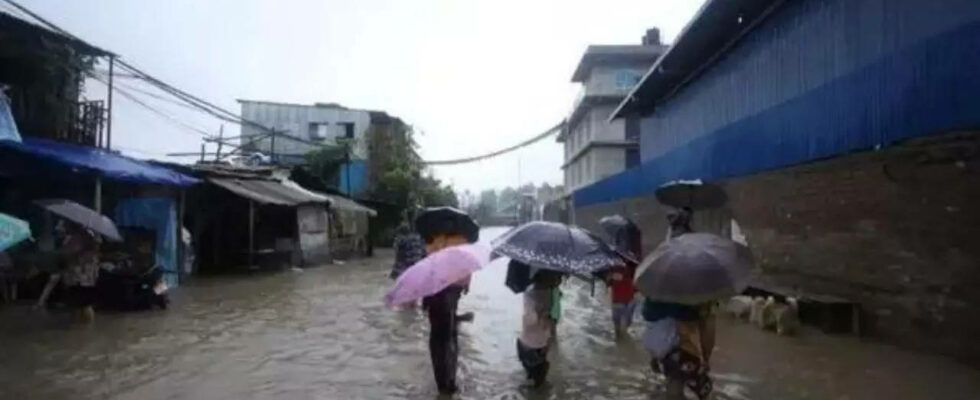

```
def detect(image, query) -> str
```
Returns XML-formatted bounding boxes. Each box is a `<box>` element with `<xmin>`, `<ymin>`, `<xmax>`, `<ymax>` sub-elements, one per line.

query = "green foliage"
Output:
<box><xmin>365</xmin><ymin>120</ymin><xmax>457</xmax><ymax>209</ymax></box>
<box><xmin>305</xmin><ymin>144</ymin><xmax>349</xmax><ymax>189</ymax></box>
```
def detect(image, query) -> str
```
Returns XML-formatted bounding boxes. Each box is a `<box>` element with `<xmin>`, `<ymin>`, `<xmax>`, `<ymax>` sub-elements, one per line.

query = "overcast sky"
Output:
<box><xmin>14</xmin><ymin>0</ymin><xmax>703</xmax><ymax>194</ymax></box>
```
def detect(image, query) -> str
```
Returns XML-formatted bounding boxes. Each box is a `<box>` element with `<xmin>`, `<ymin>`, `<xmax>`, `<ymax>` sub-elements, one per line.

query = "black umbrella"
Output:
<box><xmin>414</xmin><ymin>206</ymin><xmax>479</xmax><ymax>243</ymax></box>
<box><xmin>655</xmin><ymin>179</ymin><xmax>727</xmax><ymax>210</ymax></box>
<box><xmin>491</xmin><ymin>221</ymin><xmax>625</xmax><ymax>277</ymax></box>
<box><xmin>34</xmin><ymin>198</ymin><xmax>123</xmax><ymax>242</ymax></box>
<box><xmin>504</xmin><ymin>259</ymin><xmax>534</xmax><ymax>293</ymax></box>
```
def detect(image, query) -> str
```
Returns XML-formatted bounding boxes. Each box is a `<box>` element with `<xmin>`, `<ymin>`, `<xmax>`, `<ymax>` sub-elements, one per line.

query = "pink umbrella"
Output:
<box><xmin>384</xmin><ymin>244</ymin><xmax>490</xmax><ymax>307</ymax></box>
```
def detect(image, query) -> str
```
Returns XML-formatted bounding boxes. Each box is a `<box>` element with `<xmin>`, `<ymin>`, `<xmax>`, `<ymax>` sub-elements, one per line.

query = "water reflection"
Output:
<box><xmin>1</xmin><ymin>227</ymin><xmax>979</xmax><ymax>399</ymax></box>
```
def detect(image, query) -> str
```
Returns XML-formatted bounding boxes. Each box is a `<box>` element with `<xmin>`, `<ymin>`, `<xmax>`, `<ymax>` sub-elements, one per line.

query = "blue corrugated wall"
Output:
<box><xmin>338</xmin><ymin>159</ymin><xmax>368</xmax><ymax>196</ymax></box>
<box><xmin>575</xmin><ymin>0</ymin><xmax>980</xmax><ymax>207</ymax></box>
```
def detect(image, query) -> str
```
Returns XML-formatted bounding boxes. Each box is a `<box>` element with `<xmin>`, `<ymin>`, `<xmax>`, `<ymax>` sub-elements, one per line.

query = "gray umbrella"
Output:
<box><xmin>598</xmin><ymin>214</ymin><xmax>640</xmax><ymax>257</ymax></box>
<box><xmin>634</xmin><ymin>233</ymin><xmax>753</xmax><ymax>305</ymax></box>
<box><xmin>655</xmin><ymin>179</ymin><xmax>727</xmax><ymax>210</ymax></box>
<box><xmin>491</xmin><ymin>221</ymin><xmax>626</xmax><ymax>276</ymax></box>
<box><xmin>34</xmin><ymin>199</ymin><xmax>123</xmax><ymax>242</ymax></box>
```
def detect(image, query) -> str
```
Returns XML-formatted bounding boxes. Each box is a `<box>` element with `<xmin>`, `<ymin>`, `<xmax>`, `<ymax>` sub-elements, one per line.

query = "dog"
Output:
<box><xmin>773</xmin><ymin>297</ymin><xmax>800</xmax><ymax>336</ymax></box>
<box><xmin>749</xmin><ymin>296</ymin><xmax>767</xmax><ymax>326</ymax></box>
<box><xmin>757</xmin><ymin>296</ymin><xmax>779</xmax><ymax>330</ymax></box>
<box><xmin>724</xmin><ymin>295</ymin><xmax>754</xmax><ymax>320</ymax></box>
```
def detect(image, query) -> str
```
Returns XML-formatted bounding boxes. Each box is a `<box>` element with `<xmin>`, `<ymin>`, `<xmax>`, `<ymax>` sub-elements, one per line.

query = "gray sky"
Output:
<box><xmin>16</xmin><ymin>0</ymin><xmax>703</xmax><ymax>194</ymax></box>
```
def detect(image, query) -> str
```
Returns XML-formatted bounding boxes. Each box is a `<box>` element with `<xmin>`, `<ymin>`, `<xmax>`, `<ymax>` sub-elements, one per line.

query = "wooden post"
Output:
<box><xmin>248</xmin><ymin>200</ymin><xmax>255</xmax><ymax>267</ymax></box>
<box><xmin>215</xmin><ymin>125</ymin><xmax>224</xmax><ymax>161</ymax></box>
<box><xmin>270</xmin><ymin>130</ymin><xmax>276</xmax><ymax>164</ymax></box>
<box><xmin>106</xmin><ymin>56</ymin><xmax>114</xmax><ymax>150</ymax></box>
<box><xmin>94</xmin><ymin>176</ymin><xmax>102</xmax><ymax>213</ymax></box>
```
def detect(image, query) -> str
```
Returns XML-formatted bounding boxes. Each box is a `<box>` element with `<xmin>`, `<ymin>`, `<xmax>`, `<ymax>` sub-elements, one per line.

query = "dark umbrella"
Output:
<box><xmin>414</xmin><ymin>206</ymin><xmax>480</xmax><ymax>243</ymax></box>
<box><xmin>491</xmin><ymin>221</ymin><xmax>626</xmax><ymax>277</ymax></box>
<box><xmin>634</xmin><ymin>233</ymin><xmax>753</xmax><ymax>305</ymax></box>
<box><xmin>655</xmin><ymin>179</ymin><xmax>727</xmax><ymax>210</ymax></box>
<box><xmin>504</xmin><ymin>259</ymin><xmax>534</xmax><ymax>293</ymax></box>
<box><xmin>33</xmin><ymin>199</ymin><xmax>123</xmax><ymax>242</ymax></box>
<box><xmin>598</xmin><ymin>214</ymin><xmax>641</xmax><ymax>254</ymax></box>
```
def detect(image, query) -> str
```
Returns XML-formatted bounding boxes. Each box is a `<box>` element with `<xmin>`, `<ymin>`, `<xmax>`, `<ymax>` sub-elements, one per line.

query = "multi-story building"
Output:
<box><xmin>557</xmin><ymin>29</ymin><xmax>666</xmax><ymax>194</ymax></box>
<box><xmin>573</xmin><ymin>0</ymin><xmax>980</xmax><ymax>363</ymax></box>
<box><xmin>238</xmin><ymin>100</ymin><xmax>378</xmax><ymax>196</ymax></box>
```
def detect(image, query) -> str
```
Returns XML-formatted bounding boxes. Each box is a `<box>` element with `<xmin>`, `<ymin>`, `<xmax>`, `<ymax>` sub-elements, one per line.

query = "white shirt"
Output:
<box><xmin>520</xmin><ymin>287</ymin><xmax>553</xmax><ymax>349</ymax></box>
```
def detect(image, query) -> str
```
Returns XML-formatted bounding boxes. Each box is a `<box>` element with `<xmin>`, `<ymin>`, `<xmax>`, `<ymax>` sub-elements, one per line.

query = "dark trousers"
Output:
<box><xmin>424</xmin><ymin>286</ymin><xmax>463</xmax><ymax>394</ymax></box>
<box><xmin>516</xmin><ymin>339</ymin><xmax>550</xmax><ymax>386</ymax></box>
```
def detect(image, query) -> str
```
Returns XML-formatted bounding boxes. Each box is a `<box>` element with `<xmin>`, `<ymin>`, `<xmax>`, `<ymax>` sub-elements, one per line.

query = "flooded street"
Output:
<box><xmin>2</xmin><ymin>227</ymin><xmax>980</xmax><ymax>400</ymax></box>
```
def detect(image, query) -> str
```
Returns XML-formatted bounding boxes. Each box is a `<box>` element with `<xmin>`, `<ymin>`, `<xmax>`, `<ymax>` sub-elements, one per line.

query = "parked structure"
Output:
<box><xmin>572</xmin><ymin>0</ymin><xmax>980</xmax><ymax>364</ymax></box>
<box><xmin>557</xmin><ymin>29</ymin><xmax>666</xmax><ymax>203</ymax></box>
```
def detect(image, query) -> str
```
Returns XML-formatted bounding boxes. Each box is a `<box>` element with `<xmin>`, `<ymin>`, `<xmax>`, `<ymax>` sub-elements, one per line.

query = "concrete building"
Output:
<box><xmin>557</xmin><ymin>29</ymin><xmax>666</xmax><ymax>195</ymax></box>
<box><xmin>238</xmin><ymin>100</ymin><xmax>372</xmax><ymax>196</ymax></box>
<box><xmin>572</xmin><ymin>0</ymin><xmax>980</xmax><ymax>364</ymax></box>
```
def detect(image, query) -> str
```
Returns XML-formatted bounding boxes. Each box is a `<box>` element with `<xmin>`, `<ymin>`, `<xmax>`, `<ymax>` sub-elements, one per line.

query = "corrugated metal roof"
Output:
<box><xmin>612</xmin><ymin>0</ymin><xmax>784</xmax><ymax>118</ymax></box>
<box><xmin>323</xmin><ymin>194</ymin><xmax>377</xmax><ymax>216</ymax></box>
<box><xmin>209</xmin><ymin>178</ymin><xmax>326</xmax><ymax>206</ymax></box>
<box><xmin>0</xmin><ymin>11</ymin><xmax>113</xmax><ymax>56</ymax></box>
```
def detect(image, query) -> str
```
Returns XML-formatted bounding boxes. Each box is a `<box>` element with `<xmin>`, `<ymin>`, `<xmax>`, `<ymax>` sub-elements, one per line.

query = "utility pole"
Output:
<box><xmin>105</xmin><ymin>56</ymin><xmax>114</xmax><ymax>150</ymax></box>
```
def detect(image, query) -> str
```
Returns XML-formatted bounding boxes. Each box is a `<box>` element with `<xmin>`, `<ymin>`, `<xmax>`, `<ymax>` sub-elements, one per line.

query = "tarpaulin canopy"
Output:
<box><xmin>209</xmin><ymin>178</ymin><xmax>327</xmax><ymax>206</ymax></box>
<box><xmin>0</xmin><ymin>138</ymin><xmax>199</xmax><ymax>186</ymax></box>
<box><xmin>0</xmin><ymin>93</ymin><xmax>22</xmax><ymax>143</ymax></box>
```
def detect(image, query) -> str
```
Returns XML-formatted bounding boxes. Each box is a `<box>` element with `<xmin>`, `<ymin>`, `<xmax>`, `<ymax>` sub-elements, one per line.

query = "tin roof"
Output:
<box><xmin>209</xmin><ymin>178</ymin><xmax>326</xmax><ymax>206</ymax></box>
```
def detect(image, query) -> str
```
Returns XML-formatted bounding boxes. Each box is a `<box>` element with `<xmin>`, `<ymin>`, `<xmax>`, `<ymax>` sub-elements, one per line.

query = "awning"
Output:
<box><xmin>0</xmin><ymin>138</ymin><xmax>199</xmax><ymax>186</ymax></box>
<box><xmin>323</xmin><ymin>193</ymin><xmax>377</xmax><ymax>216</ymax></box>
<box><xmin>209</xmin><ymin>178</ymin><xmax>327</xmax><ymax>206</ymax></box>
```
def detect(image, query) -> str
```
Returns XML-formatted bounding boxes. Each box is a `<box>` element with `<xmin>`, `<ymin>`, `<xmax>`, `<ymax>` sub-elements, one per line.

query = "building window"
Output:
<box><xmin>615</xmin><ymin>70</ymin><xmax>643</xmax><ymax>89</ymax></box>
<box><xmin>308</xmin><ymin>122</ymin><xmax>329</xmax><ymax>140</ymax></box>
<box><xmin>339</xmin><ymin>122</ymin><xmax>355</xmax><ymax>139</ymax></box>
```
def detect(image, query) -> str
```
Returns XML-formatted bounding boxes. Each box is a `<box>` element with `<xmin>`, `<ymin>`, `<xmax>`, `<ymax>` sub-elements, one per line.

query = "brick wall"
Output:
<box><xmin>574</xmin><ymin>131</ymin><xmax>980</xmax><ymax>364</ymax></box>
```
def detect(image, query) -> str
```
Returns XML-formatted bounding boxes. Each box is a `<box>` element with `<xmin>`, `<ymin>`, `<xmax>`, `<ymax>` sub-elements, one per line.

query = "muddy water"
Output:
<box><xmin>2</xmin><ymin>227</ymin><xmax>980</xmax><ymax>399</ymax></box>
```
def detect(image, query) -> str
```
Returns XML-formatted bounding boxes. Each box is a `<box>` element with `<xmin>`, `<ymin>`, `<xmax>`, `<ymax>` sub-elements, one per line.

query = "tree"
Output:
<box><xmin>305</xmin><ymin>144</ymin><xmax>349</xmax><ymax>190</ymax></box>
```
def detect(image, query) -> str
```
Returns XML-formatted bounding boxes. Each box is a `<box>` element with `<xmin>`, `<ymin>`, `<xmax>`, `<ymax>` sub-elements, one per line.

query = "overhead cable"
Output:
<box><xmin>423</xmin><ymin>121</ymin><xmax>564</xmax><ymax>165</ymax></box>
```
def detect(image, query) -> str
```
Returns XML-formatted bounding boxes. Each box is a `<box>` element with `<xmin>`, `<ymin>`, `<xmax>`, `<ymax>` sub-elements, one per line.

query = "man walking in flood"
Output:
<box><xmin>414</xmin><ymin>207</ymin><xmax>479</xmax><ymax>396</ymax></box>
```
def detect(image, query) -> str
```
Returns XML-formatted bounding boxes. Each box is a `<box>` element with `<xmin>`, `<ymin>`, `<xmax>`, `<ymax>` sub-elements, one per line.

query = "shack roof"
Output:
<box><xmin>611</xmin><ymin>0</ymin><xmax>782</xmax><ymax>118</ymax></box>
<box><xmin>323</xmin><ymin>193</ymin><xmax>377</xmax><ymax>216</ymax></box>
<box><xmin>0</xmin><ymin>11</ymin><xmax>112</xmax><ymax>56</ymax></box>
<box><xmin>209</xmin><ymin>178</ymin><xmax>327</xmax><ymax>206</ymax></box>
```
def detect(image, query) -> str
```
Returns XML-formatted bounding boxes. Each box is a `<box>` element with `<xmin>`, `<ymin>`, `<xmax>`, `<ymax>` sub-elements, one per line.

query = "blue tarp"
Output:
<box><xmin>114</xmin><ymin>197</ymin><xmax>179</xmax><ymax>288</ymax></box>
<box><xmin>0</xmin><ymin>93</ymin><xmax>22</xmax><ymax>143</ymax></box>
<box><xmin>0</xmin><ymin>137</ymin><xmax>199</xmax><ymax>187</ymax></box>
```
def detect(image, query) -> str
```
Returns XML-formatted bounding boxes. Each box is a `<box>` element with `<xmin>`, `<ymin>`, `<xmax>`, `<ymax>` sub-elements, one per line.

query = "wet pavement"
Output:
<box><xmin>2</xmin><ymin>227</ymin><xmax>980</xmax><ymax>399</ymax></box>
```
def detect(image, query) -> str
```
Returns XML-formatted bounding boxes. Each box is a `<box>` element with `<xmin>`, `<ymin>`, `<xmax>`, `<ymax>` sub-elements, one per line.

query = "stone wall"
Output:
<box><xmin>574</xmin><ymin>131</ymin><xmax>980</xmax><ymax>365</ymax></box>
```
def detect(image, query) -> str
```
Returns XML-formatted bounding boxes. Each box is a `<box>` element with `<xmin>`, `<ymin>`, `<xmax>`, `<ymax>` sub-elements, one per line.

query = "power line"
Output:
<box><xmin>5</xmin><ymin>0</ymin><xmax>563</xmax><ymax>168</ymax></box>
<box><xmin>423</xmin><ymin>121</ymin><xmax>564</xmax><ymax>165</ymax></box>
<box><xmin>88</xmin><ymin>74</ymin><xmax>214</xmax><ymax>138</ymax></box>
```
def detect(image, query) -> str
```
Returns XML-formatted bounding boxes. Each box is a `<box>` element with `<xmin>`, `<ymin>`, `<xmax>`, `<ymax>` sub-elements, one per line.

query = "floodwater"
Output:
<box><xmin>2</xmin><ymin>227</ymin><xmax>980</xmax><ymax>399</ymax></box>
